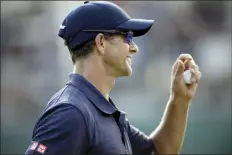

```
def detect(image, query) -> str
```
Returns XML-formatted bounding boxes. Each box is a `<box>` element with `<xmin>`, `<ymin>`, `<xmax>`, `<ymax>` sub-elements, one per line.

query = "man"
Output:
<box><xmin>25</xmin><ymin>1</ymin><xmax>201</xmax><ymax>155</ymax></box>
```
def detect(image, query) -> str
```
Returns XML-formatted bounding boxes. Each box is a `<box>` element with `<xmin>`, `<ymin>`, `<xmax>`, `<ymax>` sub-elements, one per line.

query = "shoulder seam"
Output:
<box><xmin>53</xmin><ymin>85</ymin><xmax>69</xmax><ymax>105</ymax></box>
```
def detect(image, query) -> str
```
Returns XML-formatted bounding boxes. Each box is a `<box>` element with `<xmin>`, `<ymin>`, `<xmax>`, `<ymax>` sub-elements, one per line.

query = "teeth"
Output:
<box><xmin>127</xmin><ymin>58</ymin><xmax>131</xmax><ymax>64</ymax></box>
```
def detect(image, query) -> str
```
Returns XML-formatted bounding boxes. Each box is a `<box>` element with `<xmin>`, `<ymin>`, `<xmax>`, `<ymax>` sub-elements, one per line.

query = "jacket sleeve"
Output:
<box><xmin>127</xmin><ymin>122</ymin><xmax>156</xmax><ymax>155</ymax></box>
<box><xmin>25</xmin><ymin>104</ymin><xmax>89</xmax><ymax>155</ymax></box>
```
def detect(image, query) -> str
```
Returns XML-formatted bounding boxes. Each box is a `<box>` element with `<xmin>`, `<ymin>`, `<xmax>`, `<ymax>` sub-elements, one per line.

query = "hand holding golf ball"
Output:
<box><xmin>182</xmin><ymin>59</ymin><xmax>199</xmax><ymax>85</ymax></box>
<box><xmin>170</xmin><ymin>54</ymin><xmax>201</xmax><ymax>102</ymax></box>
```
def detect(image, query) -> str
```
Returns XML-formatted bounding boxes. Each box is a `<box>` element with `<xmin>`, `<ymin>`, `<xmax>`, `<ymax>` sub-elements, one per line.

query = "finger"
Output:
<box><xmin>184</xmin><ymin>59</ymin><xmax>191</xmax><ymax>70</ymax></box>
<box><xmin>186</xmin><ymin>71</ymin><xmax>201</xmax><ymax>90</ymax></box>
<box><xmin>178</xmin><ymin>54</ymin><xmax>193</xmax><ymax>62</ymax></box>
<box><xmin>175</xmin><ymin>60</ymin><xmax>185</xmax><ymax>76</ymax></box>
<box><xmin>192</xmin><ymin>64</ymin><xmax>199</xmax><ymax>71</ymax></box>
<box><xmin>190</xmin><ymin>63</ymin><xmax>199</xmax><ymax>71</ymax></box>
<box><xmin>190</xmin><ymin>69</ymin><xmax>201</xmax><ymax>83</ymax></box>
<box><xmin>184</xmin><ymin>59</ymin><xmax>198</xmax><ymax>71</ymax></box>
<box><xmin>186</xmin><ymin>59</ymin><xmax>199</xmax><ymax>71</ymax></box>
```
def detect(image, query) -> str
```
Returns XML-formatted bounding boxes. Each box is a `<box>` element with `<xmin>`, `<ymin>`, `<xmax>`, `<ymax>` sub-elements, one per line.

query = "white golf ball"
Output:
<box><xmin>183</xmin><ymin>70</ymin><xmax>192</xmax><ymax>84</ymax></box>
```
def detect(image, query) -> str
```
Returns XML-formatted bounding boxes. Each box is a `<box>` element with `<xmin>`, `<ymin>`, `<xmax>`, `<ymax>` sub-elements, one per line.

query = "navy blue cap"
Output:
<box><xmin>58</xmin><ymin>1</ymin><xmax>154</xmax><ymax>50</ymax></box>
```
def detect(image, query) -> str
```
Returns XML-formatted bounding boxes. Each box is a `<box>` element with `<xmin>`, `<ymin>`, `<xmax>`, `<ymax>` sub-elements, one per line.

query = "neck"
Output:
<box><xmin>73</xmin><ymin>56</ymin><xmax>115</xmax><ymax>101</ymax></box>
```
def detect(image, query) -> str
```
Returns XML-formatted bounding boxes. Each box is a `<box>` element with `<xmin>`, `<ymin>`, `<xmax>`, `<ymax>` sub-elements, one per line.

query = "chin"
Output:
<box><xmin>126</xmin><ymin>69</ymin><xmax>132</xmax><ymax>76</ymax></box>
<box><xmin>118</xmin><ymin>67</ymin><xmax>132</xmax><ymax>77</ymax></box>
<box><xmin>123</xmin><ymin>71</ymin><xmax>132</xmax><ymax>77</ymax></box>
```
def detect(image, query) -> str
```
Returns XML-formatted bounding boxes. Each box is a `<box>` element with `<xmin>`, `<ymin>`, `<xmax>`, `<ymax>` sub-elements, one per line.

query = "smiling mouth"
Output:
<box><xmin>127</xmin><ymin>57</ymin><xmax>132</xmax><ymax>65</ymax></box>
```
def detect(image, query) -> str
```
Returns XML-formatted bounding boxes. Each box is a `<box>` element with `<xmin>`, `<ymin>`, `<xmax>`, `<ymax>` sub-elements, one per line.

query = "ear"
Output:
<box><xmin>95</xmin><ymin>33</ymin><xmax>106</xmax><ymax>55</ymax></box>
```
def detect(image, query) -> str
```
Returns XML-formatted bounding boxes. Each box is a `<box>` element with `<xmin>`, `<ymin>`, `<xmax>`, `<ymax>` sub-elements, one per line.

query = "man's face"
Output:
<box><xmin>102</xmin><ymin>34</ymin><xmax>138</xmax><ymax>77</ymax></box>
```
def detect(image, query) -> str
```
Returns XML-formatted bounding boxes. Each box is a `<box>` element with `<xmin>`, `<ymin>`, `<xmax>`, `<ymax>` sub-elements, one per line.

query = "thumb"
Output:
<box><xmin>175</xmin><ymin>60</ymin><xmax>185</xmax><ymax>76</ymax></box>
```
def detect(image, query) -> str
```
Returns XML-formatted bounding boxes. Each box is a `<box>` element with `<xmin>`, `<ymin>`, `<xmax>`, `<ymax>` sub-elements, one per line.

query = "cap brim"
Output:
<box><xmin>116</xmin><ymin>19</ymin><xmax>154</xmax><ymax>37</ymax></box>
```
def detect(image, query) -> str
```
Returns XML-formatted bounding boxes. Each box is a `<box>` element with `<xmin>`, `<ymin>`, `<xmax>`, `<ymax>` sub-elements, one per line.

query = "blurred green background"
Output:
<box><xmin>1</xmin><ymin>1</ymin><xmax>231</xmax><ymax>154</ymax></box>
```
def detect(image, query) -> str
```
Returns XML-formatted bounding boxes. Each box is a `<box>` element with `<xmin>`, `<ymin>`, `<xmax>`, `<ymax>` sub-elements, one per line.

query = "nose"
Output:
<box><xmin>129</xmin><ymin>42</ymin><xmax>139</xmax><ymax>54</ymax></box>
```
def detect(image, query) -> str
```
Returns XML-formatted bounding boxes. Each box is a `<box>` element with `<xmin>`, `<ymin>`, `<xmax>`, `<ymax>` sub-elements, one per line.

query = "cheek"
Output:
<box><xmin>103</xmin><ymin>41</ymin><xmax>129</xmax><ymax>65</ymax></box>
<box><xmin>105</xmin><ymin>48</ymin><xmax>120</xmax><ymax>64</ymax></box>
<box><xmin>105</xmin><ymin>45</ymin><xmax>120</xmax><ymax>58</ymax></box>
<box><xmin>103</xmin><ymin>47</ymin><xmax>122</xmax><ymax>66</ymax></box>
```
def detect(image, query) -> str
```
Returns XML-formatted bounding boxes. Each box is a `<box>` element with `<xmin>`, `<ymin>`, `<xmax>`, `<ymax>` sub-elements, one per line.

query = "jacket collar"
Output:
<box><xmin>66</xmin><ymin>73</ymin><xmax>119</xmax><ymax>115</ymax></box>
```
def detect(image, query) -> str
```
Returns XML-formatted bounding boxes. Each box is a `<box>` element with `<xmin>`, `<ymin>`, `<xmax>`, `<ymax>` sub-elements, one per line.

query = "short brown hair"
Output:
<box><xmin>64</xmin><ymin>34</ymin><xmax>115</xmax><ymax>64</ymax></box>
<box><xmin>64</xmin><ymin>40</ymin><xmax>96</xmax><ymax>64</ymax></box>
